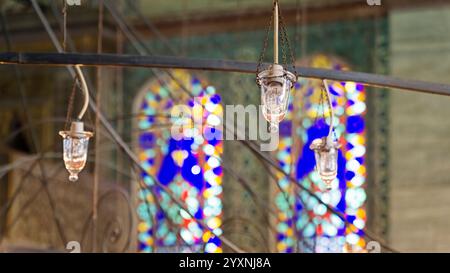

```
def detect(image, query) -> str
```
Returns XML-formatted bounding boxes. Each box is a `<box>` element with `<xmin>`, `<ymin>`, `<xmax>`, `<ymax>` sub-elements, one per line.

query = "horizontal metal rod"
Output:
<box><xmin>1</xmin><ymin>52</ymin><xmax>450</xmax><ymax>96</ymax></box>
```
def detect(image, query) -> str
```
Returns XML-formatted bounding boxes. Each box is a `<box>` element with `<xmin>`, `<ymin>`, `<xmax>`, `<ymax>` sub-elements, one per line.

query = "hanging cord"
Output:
<box><xmin>273</xmin><ymin>0</ymin><xmax>278</xmax><ymax>64</ymax></box>
<box><xmin>313</xmin><ymin>82</ymin><xmax>325</xmax><ymax>127</ymax></box>
<box><xmin>74</xmin><ymin>65</ymin><xmax>90</xmax><ymax>120</ymax></box>
<box><xmin>322</xmin><ymin>79</ymin><xmax>334</xmax><ymax>139</ymax></box>
<box><xmin>63</xmin><ymin>1</ymin><xmax>89</xmax><ymax>122</ymax></box>
<box><xmin>64</xmin><ymin>75</ymin><xmax>79</xmax><ymax>130</ymax></box>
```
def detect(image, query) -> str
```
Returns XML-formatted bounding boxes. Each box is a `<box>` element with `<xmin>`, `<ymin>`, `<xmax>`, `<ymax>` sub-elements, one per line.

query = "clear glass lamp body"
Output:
<box><xmin>261</xmin><ymin>79</ymin><xmax>290</xmax><ymax>124</ymax></box>
<box><xmin>59</xmin><ymin>131</ymin><xmax>93</xmax><ymax>182</ymax></box>
<box><xmin>258</xmin><ymin>65</ymin><xmax>296</xmax><ymax>132</ymax></box>
<box><xmin>310</xmin><ymin>137</ymin><xmax>339</xmax><ymax>189</ymax></box>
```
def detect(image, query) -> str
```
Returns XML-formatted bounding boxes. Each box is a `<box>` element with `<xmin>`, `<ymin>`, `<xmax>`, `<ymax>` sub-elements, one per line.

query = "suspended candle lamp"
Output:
<box><xmin>59</xmin><ymin>65</ymin><xmax>93</xmax><ymax>182</ymax></box>
<box><xmin>256</xmin><ymin>0</ymin><xmax>297</xmax><ymax>132</ymax></box>
<box><xmin>310</xmin><ymin>79</ymin><xmax>340</xmax><ymax>190</ymax></box>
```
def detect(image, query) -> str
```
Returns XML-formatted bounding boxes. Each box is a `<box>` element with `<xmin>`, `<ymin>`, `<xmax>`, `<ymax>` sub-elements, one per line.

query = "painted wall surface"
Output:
<box><xmin>389</xmin><ymin>7</ymin><xmax>450</xmax><ymax>252</ymax></box>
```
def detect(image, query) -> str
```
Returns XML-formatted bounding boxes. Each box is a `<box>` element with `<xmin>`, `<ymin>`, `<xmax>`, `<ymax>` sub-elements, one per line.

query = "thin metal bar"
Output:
<box><xmin>1</xmin><ymin>52</ymin><xmax>449</xmax><ymax>96</ymax></box>
<box><xmin>274</xmin><ymin>1</ymin><xmax>278</xmax><ymax>64</ymax></box>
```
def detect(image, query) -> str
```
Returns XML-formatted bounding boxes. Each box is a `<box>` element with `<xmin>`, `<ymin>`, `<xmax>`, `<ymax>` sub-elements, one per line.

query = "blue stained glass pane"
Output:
<box><xmin>346</xmin><ymin>115</ymin><xmax>365</xmax><ymax>133</ymax></box>
<box><xmin>194</xmin><ymin>208</ymin><xmax>203</xmax><ymax>220</ymax></box>
<box><xmin>139</xmin><ymin>132</ymin><xmax>155</xmax><ymax>149</ymax></box>
<box><xmin>345</xmin><ymin>171</ymin><xmax>356</xmax><ymax>181</ymax></box>
<box><xmin>347</xmin><ymin>215</ymin><xmax>356</xmax><ymax>223</ymax></box>
<box><xmin>157</xmin><ymin>153</ymin><xmax>178</xmax><ymax>185</ymax></box>
<box><xmin>208</xmin><ymin>236</ymin><xmax>220</xmax><ymax>245</ymax></box>
<box><xmin>279</xmin><ymin>121</ymin><xmax>292</xmax><ymax>137</ymax></box>
<box><xmin>213</xmin><ymin>166</ymin><xmax>222</xmax><ymax>176</ymax></box>
<box><xmin>210</xmin><ymin>94</ymin><xmax>221</xmax><ymax>103</ymax></box>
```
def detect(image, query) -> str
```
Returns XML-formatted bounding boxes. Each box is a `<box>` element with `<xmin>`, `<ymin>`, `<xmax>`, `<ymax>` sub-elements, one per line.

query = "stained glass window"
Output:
<box><xmin>136</xmin><ymin>70</ymin><xmax>223</xmax><ymax>253</ymax></box>
<box><xmin>274</xmin><ymin>55</ymin><xmax>367</xmax><ymax>253</ymax></box>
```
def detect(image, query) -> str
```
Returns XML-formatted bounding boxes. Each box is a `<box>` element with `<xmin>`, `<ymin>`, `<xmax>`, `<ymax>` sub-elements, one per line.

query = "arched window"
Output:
<box><xmin>274</xmin><ymin>55</ymin><xmax>367</xmax><ymax>253</ymax></box>
<box><xmin>134</xmin><ymin>70</ymin><xmax>223</xmax><ymax>253</ymax></box>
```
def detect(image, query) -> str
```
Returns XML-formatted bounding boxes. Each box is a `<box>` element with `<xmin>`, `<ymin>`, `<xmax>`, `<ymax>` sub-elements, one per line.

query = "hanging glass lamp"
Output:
<box><xmin>310</xmin><ymin>79</ymin><xmax>340</xmax><ymax>190</ymax></box>
<box><xmin>256</xmin><ymin>0</ymin><xmax>297</xmax><ymax>132</ymax></box>
<box><xmin>59</xmin><ymin>65</ymin><xmax>93</xmax><ymax>182</ymax></box>
<box><xmin>310</xmin><ymin>136</ymin><xmax>340</xmax><ymax>190</ymax></box>
<box><xmin>59</xmin><ymin>121</ymin><xmax>93</xmax><ymax>182</ymax></box>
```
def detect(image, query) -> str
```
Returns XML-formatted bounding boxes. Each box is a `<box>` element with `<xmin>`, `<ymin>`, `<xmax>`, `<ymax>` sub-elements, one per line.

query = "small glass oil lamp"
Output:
<box><xmin>310</xmin><ymin>136</ymin><xmax>340</xmax><ymax>190</ymax></box>
<box><xmin>59</xmin><ymin>121</ymin><xmax>93</xmax><ymax>182</ymax></box>
<box><xmin>310</xmin><ymin>80</ymin><xmax>340</xmax><ymax>190</ymax></box>
<box><xmin>309</xmin><ymin>79</ymin><xmax>341</xmax><ymax>190</ymax></box>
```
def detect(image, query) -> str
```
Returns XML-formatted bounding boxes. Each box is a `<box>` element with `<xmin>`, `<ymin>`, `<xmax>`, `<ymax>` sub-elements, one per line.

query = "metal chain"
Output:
<box><xmin>256</xmin><ymin>0</ymin><xmax>297</xmax><ymax>84</ymax></box>
<box><xmin>279</xmin><ymin>6</ymin><xmax>297</xmax><ymax>77</ymax></box>
<box><xmin>280</xmin><ymin>24</ymin><xmax>288</xmax><ymax>68</ymax></box>
<box><xmin>62</xmin><ymin>0</ymin><xmax>90</xmax><ymax>130</ymax></box>
<box><xmin>62</xmin><ymin>0</ymin><xmax>67</xmax><ymax>52</ymax></box>
<box><xmin>255</xmin><ymin>2</ymin><xmax>275</xmax><ymax>86</ymax></box>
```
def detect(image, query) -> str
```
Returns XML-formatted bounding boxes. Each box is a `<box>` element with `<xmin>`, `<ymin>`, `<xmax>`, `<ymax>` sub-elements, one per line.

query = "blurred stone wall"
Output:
<box><xmin>389</xmin><ymin>6</ymin><xmax>450</xmax><ymax>252</ymax></box>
